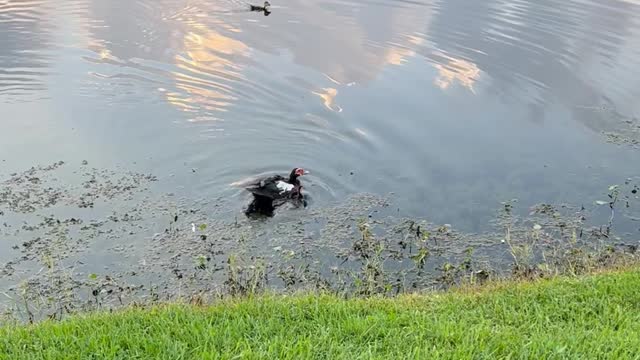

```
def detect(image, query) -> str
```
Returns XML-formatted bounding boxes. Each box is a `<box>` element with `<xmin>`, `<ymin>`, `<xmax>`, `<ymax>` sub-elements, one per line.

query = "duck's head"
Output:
<box><xmin>289</xmin><ymin>167</ymin><xmax>309</xmax><ymax>182</ymax></box>
<box><xmin>263</xmin><ymin>1</ymin><xmax>271</xmax><ymax>9</ymax></box>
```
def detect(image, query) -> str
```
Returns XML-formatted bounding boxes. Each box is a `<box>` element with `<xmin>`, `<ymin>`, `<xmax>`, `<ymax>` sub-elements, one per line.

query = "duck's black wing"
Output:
<box><xmin>244</xmin><ymin>174</ymin><xmax>286</xmax><ymax>199</ymax></box>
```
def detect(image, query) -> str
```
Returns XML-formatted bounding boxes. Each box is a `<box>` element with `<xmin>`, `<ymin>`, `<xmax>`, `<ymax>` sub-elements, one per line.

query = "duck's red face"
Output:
<box><xmin>294</xmin><ymin>168</ymin><xmax>308</xmax><ymax>176</ymax></box>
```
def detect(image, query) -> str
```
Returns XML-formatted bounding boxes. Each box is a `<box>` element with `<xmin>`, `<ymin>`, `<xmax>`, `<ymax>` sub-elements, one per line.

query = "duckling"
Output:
<box><xmin>249</xmin><ymin>1</ymin><xmax>271</xmax><ymax>12</ymax></box>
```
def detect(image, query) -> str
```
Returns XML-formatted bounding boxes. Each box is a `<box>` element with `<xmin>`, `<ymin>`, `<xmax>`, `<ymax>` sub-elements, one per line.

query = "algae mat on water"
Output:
<box><xmin>1</xmin><ymin>269</ymin><xmax>640</xmax><ymax>359</ymax></box>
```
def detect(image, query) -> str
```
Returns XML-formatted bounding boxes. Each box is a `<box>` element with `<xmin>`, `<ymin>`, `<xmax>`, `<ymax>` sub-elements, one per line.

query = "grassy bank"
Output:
<box><xmin>2</xmin><ymin>270</ymin><xmax>640</xmax><ymax>359</ymax></box>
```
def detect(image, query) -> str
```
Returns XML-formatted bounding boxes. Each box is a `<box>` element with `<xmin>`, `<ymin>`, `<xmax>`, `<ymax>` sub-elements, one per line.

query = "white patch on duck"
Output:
<box><xmin>276</xmin><ymin>180</ymin><xmax>295</xmax><ymax>194</ymax></box>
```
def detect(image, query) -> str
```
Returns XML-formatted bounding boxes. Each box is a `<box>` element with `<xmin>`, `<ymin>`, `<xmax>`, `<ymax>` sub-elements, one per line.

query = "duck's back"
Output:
<box><xmin>245</xmin><ymin>175</ymin><xmax>296</xmax><ymax>199</ymax></box>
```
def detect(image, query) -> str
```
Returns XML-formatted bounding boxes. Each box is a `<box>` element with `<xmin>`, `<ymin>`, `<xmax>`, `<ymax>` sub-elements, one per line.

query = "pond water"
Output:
<box><xmin>1</xmin><ymin>0</ymin><xmax>640</xmax><ymax>311</ymax></box>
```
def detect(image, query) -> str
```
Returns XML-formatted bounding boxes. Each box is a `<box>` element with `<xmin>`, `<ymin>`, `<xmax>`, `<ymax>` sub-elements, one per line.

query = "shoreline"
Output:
<box><xmin>2</xmin><ymin>267</ymin><xmax>639</xmax><ymax>358</ymax></box>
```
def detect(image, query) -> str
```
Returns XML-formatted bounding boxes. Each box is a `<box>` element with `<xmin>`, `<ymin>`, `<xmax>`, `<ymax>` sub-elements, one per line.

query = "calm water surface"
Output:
<box><xmin>1</xmin><ymin>0</ymin><xmax>639</xmax><ymax>254</ymax></box>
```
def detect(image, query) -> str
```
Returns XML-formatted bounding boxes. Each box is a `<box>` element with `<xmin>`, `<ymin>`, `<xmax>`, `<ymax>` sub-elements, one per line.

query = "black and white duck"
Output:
<box><xmin>241</xmin><ymin>167</ymin><xmax>308</xmax><ymax>217</ymax></box>
<box><xmin>249</xmin><ymin>1</ymin><xmax>271</xmax><ymax>14</ymax></box>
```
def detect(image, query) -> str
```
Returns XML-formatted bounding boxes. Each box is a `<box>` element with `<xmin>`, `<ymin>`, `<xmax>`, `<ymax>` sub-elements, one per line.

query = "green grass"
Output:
<box><xmin>2</xmin><ymin>270</ymin><xmax>640</xmax><ymax>359</ymax></box>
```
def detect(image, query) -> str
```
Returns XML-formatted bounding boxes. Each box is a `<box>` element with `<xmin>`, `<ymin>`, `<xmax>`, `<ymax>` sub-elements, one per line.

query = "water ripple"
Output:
<box><xmin>0</xmin><ymin>0</ymin><xmax>55</xmax><ymax>102</ymax></box>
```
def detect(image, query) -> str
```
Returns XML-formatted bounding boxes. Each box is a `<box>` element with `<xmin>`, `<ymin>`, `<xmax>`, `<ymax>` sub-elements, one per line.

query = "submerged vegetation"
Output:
<box><xmin>0</xmin><ymin>162</ymin><xmax>638</xmax><ymax>323</ymax></box>
<box><xmin>2</xmin><ymin>269</ymin><xmax>640</xmax><ymax>358</ymax></box>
